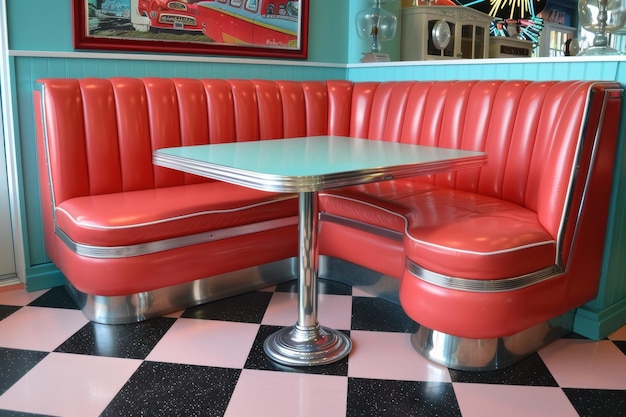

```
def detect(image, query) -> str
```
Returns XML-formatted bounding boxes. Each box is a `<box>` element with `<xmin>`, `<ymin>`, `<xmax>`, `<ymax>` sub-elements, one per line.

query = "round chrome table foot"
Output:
<box><xmin>263</xmin><ymin>324</ymin><xmax>352</xmax><ymax>366</ymax></box>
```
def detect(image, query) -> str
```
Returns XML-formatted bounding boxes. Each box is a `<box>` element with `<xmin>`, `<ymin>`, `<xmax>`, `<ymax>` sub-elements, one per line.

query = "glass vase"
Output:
<box><xmin>578</xmin><ymin>0</ymin><xmax>626</xmax><ymax>55</ymax></box>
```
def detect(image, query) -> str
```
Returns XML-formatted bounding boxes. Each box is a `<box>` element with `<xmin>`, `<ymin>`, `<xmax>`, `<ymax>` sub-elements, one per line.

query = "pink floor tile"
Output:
<box><xmin>162</xmin><ymin>309</ymin><xmax>185</xmax><ymax>318</ymax></box>
<box><xmin>225</xmin><ymin>369</ymin><xmax>347</xmax><ymax>417</ymax></box>
<box><xmin>258</xmin><ymin>285</ymin><xmax>277</xmax><ymax>292</ymax></box>
<box><xmin>262</xmin><ymin>292</ymin><xmax>353</xmax><ymax>330</ymax></box>
<box><xmin>351</xmin><ymin>287</ymin><xmax>376</xmax><ymax>297</ymax></box>
<box><xmin>0</xmin><ymin>352</ymin><xmax>142</xmax><ymax>417</ymax></box>
<box><xmin>0</xmin><ymin>306</ymin><xmax>88</xmax><ymax>351</ymax></box>
<box><xmin>146</xmin><ymin>318</ymin><xmax>260</xmax><ymax>369</ymax></box>
<box><xmin>539</xmin><ymin>338</ymin><xmax>626</xmax><ymax>389</ymax></box>
<box><xmin>348</xmin><ymin>330</ymin><xmax>451</xmax><ymax>382</ymax></box>
<box><xmin>0</xmin><ymin>288</ymin><xmax>47</xmax><ymax>306</ymax></box>
<box><xmin>453</xmin><ymin>383</ymin><xmax>579</xmax><ymax>417</ymax></box>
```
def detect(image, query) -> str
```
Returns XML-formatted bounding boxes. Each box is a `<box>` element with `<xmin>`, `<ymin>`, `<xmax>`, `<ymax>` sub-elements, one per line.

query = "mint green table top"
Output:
<box><xmin>153</xmin><ymin>136</ymin><xmax>487</xmax><ymax>192</ymax></box>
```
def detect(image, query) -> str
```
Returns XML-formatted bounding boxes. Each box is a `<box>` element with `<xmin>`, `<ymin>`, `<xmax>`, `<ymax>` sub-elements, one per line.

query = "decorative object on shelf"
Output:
<box><xmin>356</xmin><ymin>0</ymin><xmax>398</xmax><ymax>62</ymax></box>
<box><xmin>489</xmin><ymin>36</ymin><xmax>534</xmax><ymax>57</ymax></box>
<box><xmin>456</xmin><ymin>0</ymin><xmax>545</xmax><ymax>50</ymax></box>
<box><xmin>516</xmin><ymin>16</ymin><xmax>544</xmax><ymax>47</ymax></box>
<box><xmin>577</xmin><ymin>0</ymin><xmax>626</xmax><ymax>55</ymax></box>
<box><xmin>431</xmin><ymin>20</ymin><xmax>452</xmax><ymax>51</ymax></box>
<box><xmin>457</xmin><ymin>0</ymin><xmax>544</xmax><ymax>20</ymax></box>
<box><xmin>565</xmin><ymin>38</ymin><xmax>586</xmax><ymax>55</ymax></box>
<box><xmin>401</xmin><ymin>6</ymin><xmax>493</xmax><ymax>60</ymax></box>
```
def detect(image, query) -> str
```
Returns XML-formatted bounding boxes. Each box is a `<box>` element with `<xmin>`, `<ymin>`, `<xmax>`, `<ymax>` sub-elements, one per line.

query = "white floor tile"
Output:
<box><xmin>539</xmin><ymin>338</ymin><xmax>626</xmax><ymax>389</ymax></box>
<box><xmin>0</xmin><ymin>288</ymin><xmax>47</xmax><ymax>306</ymax></box>
<box><xmin>453</xmin><ymin>383</ymin><xmax>579</xmax><ymax>417</ymax></box>
<box><xmin>262</xmin><ymin>292</ymin><xmax>352</xmax><ymax>330</ymax></box>
<box><xmin>0</xmin><ymin>306</ymin><xmax>88</xmax><ymax>351</ymax></box>
<box><xmin>348</xmin><ymin>330</ymin><xmax>451</xmax><ymax>382</ymax></box>
<box><xmin>351</xmin><ymin>287</ymin><xmax>376</xmax><ymax>297</ymax></box>
<box><xmin>146</xmin><ymin>318</ymin><xmax>260</xmax><ymax>369</ymax></box>
<box><xmin>0</xmin><ymin>352</ymin><xmax>142</xmax><ymax>417</ymax></box>
<box><xmin>225</xmin><ymin>369</ymin><xmax>347</xmax><ymax>417</ymax></box>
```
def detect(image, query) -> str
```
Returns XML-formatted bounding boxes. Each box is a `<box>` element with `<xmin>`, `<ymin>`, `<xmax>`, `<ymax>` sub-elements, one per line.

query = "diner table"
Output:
<box><xmin>153</xmin><ymin>136</ymin><xmax>487</xmax><ymax>366</ymax></box>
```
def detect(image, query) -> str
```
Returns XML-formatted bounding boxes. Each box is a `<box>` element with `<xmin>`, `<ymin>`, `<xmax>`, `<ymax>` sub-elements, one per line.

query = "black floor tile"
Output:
<box><xmin>0</xmin><ymin>410</ymin><xmax>57</xmax><ymax>417</ymax></box>
<box><xmin>563</xmin><ymin>388</ymin><xmax>626</xmax><ymax>417</ymax></box>
<box><xmin>351</xmin><ymin>296</ymin><xmax>418</xmax><ymax>333</ymax></box>
<box><xmin>243</xmin><ymin>324</ymin><xmax>349</xmax><ymax>376</ymax></box>
<box><xmin>0</xmin><ymin>306</ymin><xmax>20</xmax><ymax>321</ymax></box>
<box><xmin>181</xmin><ymin>291</ymin><xmax>273</xmax><ymax>323</ymax></box>
<box><xmin>27</xmin><ymin>287</ymin><xmax>78</xmax><ymax>310</ymax></box>
<box><xmin>614</xmin><ymin>340</ymin><xmax>626</xmax><ymax>356</ymax></box>
<box><xmin>54</xmin><ymin>317</ymin><xmax>176</xmax><ymax>359</ymax></box>
<box><xmin>347</xmin><ymin>378</ymin><xmax>461</xmax><ymax>417</ymax></box>
<box><xmin>0</xmin><ymin>348</ymin><xmax>48</xmax><ymax>396</ymax></box>
<box><xmin>448</xmin><ymin>353</ymin><xmax>559</xmax><ymax>386</ymax></box>
<box><xmin>101</xmin><ymin>361</ymin><xmax>241</xmax><ymax>417</ymax></box>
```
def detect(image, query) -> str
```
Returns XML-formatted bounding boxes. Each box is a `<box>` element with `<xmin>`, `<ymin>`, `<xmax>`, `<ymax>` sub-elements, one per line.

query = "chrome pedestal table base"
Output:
<box><xmin>264</xmin><ymin>191</ymin><xmax>352</xmax><ymax>366</ymax></box>
<box><xmin>264</xmin><ymin>323</ymin><xmax>351</xmax><ymax>366</ymax></box>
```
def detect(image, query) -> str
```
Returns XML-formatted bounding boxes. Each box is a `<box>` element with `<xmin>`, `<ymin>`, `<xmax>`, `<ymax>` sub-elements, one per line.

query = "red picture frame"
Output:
<box><xmin>73</xmin><ymin>0</ymin><xmax>309</xmax><ymax>59</ymax></box>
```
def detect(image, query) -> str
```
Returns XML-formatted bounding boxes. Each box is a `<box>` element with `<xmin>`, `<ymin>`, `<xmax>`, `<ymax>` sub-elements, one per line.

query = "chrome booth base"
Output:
<box><xmin>65</xmin><ymin>255</ymin><xmax>573</xmax><ymax>370</ymax></box>
<box><xmin>66</xmin><ymin>258</ymin><xmax>298</xmax><ymax>324</ymax></box>
<box><xmin>411</xmin><ymin>313</ymin><xmax>575</xmax><ymax>371</ymax></box>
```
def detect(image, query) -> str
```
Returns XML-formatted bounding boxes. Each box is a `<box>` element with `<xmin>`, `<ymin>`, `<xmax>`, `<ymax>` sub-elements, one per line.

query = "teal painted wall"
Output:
<box><xmin>5</xmin><ymin>0</ymin><xmax>626</xmax><ymax>339</ymax></box>
<box><xmin>6</xmin><ymin>0</ymin><xmax>351</xmax><ymax>63</ymax></box>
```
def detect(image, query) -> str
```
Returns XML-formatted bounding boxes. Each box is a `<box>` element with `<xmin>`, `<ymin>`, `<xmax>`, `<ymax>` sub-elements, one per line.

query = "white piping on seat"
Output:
<box><xmin>54</xmin><ymin>194</ymin><xmax>297</xmax><ymax>230</ymax></box>
<box><xmin>319</xmin><ymin>192</ymin><xmax>556</xmax><ymax>256</ymax></box>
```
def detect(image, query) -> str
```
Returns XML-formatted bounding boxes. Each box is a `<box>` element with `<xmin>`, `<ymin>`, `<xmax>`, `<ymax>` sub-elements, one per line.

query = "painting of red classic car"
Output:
<box><xmin>196</xmin><ymin>0</ymin><xmax>300</xmax><ymax>49</ymax></box>
<box><xmin>137</xmin><ymin>0</ymin><xmax>203</xmax><ymax>31</ymax></box>
<box><xmin>75</xmin><ymin>0</ymin><xmax>307</xmax><ymax>58</ymax></box>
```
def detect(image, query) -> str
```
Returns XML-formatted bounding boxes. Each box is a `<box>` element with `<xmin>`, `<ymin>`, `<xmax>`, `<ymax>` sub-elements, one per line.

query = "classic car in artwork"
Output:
<box><xmin>137</xmin><ymin>0</ymin><xmax>204</xmax><ymax>31</ymax></box>
<box><xmin>100</xmin><ymin>0</ymin><xmax>132</xmax><ymax>17</ymax></box>
<box><xmin>196</xmin><ymin>0</ymin><xmax>300</xmax><ymax>48</ymax></box>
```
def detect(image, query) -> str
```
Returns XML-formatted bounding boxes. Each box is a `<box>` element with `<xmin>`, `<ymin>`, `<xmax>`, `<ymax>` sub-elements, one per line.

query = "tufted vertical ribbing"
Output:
<box><xmin>40</xmin><ymin>77</ymin><xmax>594</xmax><ymax>244</ymax></box>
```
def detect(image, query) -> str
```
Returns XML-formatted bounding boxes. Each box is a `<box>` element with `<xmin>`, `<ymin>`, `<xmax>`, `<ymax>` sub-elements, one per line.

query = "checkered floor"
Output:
<box><xmin>1</xmin><ymin>280</ymin><xmax>626</xmax><ymax>417</ymax></box>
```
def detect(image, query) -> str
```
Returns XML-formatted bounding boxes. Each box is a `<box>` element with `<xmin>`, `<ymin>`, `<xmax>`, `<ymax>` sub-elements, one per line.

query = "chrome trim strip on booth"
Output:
<box><xmin>55</xmin><ymin>216</ymin><xmax>298</xmax><ymax>258</ymax></box>
<box><xmin>406</xmin><ymin>259</ymin><xmax>564</xmax><ymax>292</ymax></box>
<box><xmin>556</xmin><ymin>87</ymin><xmax>622</xmax><ymax>271</ymax></box>
<box><xmin>66</xmin><ymin>258</ymin><xmax>298</xmax><ymax>324</ymax></box>
<box><xmin>318</xmin><ymin>213</ymin><xmax>404</xmax><ymax>242</ymax></box>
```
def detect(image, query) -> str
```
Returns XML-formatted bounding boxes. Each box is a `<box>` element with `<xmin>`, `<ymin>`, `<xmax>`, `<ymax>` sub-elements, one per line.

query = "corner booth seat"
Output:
<box><xmin>35</xmin><ymin>78</ymin><xmax>623</xmax><ymax>370</ymax></box>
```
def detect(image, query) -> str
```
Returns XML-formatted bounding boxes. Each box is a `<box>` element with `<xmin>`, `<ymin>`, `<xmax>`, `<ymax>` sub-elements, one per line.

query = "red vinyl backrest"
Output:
<box><xmin>347</xmin><ymin>80</ymin><xmax>604</xmax><ymax>239</ymax></box>
<box><xmin>37</xmin><ymin>77</ymin><xmax>343</xmax><ymax>204</ymax></box>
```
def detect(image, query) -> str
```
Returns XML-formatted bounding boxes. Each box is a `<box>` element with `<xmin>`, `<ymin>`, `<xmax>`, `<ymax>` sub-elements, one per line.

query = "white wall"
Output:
<box><xmin>0</xmin><ymin>0</ymin><xmax>22</xmax><ymax>286</ymax></box>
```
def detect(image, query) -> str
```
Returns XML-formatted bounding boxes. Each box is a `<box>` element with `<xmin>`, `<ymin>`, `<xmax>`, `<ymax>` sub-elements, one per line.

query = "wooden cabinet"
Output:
<box><xmin>401</xmin><ymin>6</ymin><xmax>492</xmax><ymax>60</ymax></box>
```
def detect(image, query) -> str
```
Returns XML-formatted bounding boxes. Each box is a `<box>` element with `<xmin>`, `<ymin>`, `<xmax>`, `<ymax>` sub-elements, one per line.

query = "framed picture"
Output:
<box><xmin>73</xmin><ymin>0</ymin><xmax>309</xmax><ymax>59</ymax></box>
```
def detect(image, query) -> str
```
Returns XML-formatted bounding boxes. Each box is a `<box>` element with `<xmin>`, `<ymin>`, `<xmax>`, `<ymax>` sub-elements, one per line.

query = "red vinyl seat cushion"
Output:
<box><xmin>402</xmin><ymin>187</ymin><xmax>556</xmax><ymax>279</ymax></box>
<box><xmin>55</xmin><ymin>182</ymin><xmax>298</xmax><ymax>247</ymax></box>
<box><xmin>321</xmin><ymin>180</ymin><xmax>556</xmax><ymax>280</ymax></box>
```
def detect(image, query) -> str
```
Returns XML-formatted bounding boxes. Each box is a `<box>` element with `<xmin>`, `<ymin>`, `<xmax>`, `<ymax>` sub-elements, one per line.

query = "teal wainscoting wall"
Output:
<box><xmin>5</xmin><ymin>0</ymin><xmax>626</xmax><ymax>340</ymax></box>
